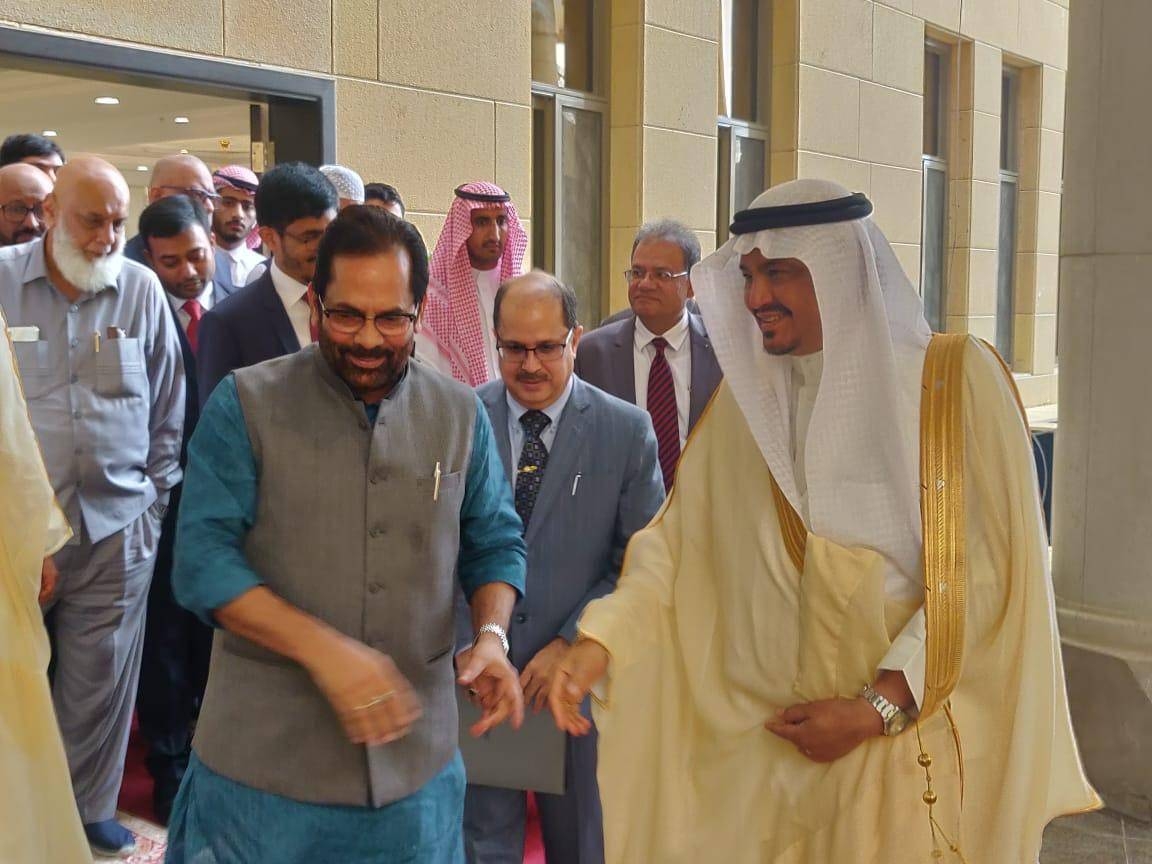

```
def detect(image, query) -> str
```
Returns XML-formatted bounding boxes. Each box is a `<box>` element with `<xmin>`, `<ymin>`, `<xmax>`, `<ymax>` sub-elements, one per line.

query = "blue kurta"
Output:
<box><xmin>167</xmin><ymin>375</ymin><xmax>526</xmax><ymax>864</ymax></box>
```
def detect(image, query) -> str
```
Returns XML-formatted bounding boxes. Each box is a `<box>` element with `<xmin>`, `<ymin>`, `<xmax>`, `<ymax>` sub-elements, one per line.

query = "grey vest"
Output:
<box><xmin>193</xmin><ymin>347</ymin><xmax>477</xmax><ymax>807</ymax></box>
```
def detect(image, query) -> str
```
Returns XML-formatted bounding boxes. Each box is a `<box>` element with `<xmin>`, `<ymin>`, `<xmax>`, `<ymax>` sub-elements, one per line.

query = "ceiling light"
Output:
<box><xmin>136</xmin><ymin>165</ymin><xmax>148</xmax><ymax>172</ymax></box>
<box><xmin>179</xmin><ymin>149</ymin><xmax>189</xmax><ymax>155</ymax></box>
<box><xmin>174</xmin><ymin>116</ymin><xmax>190</xmax><ymax>124</ymax></box>
<box><xmin>42</xmin><ymin>130</ymin><xmax>58</xmax><ymax>137</ymax></box>
<box><xmin>94</xmin><ymin>96</ymin><xmax>120</xmax><ymax>106</ymax></box>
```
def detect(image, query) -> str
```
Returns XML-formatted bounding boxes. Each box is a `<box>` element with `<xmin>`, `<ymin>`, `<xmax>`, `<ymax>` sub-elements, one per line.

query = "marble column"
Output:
<box><xmin>1052</xmin><ymin>0</ymin><xmax>1152</xmax><ymax>822</ymax></box>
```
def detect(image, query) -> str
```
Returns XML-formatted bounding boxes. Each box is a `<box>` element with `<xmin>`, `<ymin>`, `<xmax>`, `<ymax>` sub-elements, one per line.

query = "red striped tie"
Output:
<box><xmin>647</xmin><ymin>337</ymin><xmax>680</xmax><ymax>492</ymax></box>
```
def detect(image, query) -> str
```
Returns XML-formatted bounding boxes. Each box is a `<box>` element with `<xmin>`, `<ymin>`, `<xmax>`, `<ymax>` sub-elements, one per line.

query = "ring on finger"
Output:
<box><xmin>353</xmin><ymin>690</ymin><xmax>396</xmax><ymax>712</ymax></box>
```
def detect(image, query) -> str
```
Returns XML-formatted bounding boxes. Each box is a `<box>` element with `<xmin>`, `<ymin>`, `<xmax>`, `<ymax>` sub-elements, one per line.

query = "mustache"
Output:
<box><xmin>517</xmin><ymin>371</ymin><xmax>549</xmax><ymax>383</ymax></box>
<box><xmin>341</xmin><ymin>346</ymin><xmax>395</xmax><ymax>359</ymax></box>
<box><xmin>752</xmin><ymin>303</ymin><xmax>791</xmax><ymax>317</ymax></box>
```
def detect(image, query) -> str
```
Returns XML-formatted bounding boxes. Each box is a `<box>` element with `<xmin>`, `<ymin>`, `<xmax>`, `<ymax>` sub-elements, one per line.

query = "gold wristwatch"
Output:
<box><xmin>860</xmin><ymin>683</ymin><xmax>910</xmax><ymax>736</ymax></box>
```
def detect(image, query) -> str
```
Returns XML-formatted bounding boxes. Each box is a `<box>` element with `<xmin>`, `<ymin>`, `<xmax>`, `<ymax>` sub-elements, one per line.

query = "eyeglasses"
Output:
<box><xmin>624</xmin><ymin>268</ymin><xmax>689</xmax><ymax>285</ymax></box>
<box><xmin>281</xmin><ymin>227</ymin><xmax>326</xmax><ymax>246</ymax></box>
<box><xmin>317</xmin><ymin>296</ymin><xmax>418</xmax><ymax>336</ymax></box>
<box><xmin>157</xmin><ymin>186</ymin><xmax>222</xmax><ymax>206</ymax></box>
<box><xmin>497</xmin><ymin>329</ymin><xmax>574</xmax><ymax>363</ymax></box>
<box><xmin>2</xmin><ymin>202</ymin><xmax>44</xmax><ymax>223</ymax></box>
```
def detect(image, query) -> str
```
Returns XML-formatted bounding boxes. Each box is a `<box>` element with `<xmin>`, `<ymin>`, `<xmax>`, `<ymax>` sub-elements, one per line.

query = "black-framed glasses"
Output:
<box><xmin>2</xmin><ymin>202</ymin><xmax>44</xmax><ymax>223</ymax></box>
<box><xmin>157</xmin><ymin>185</ymin><xmax>222</xmax><ymax>206</ymax></box>
<box><xmin>497</xmin><ymin>329</ymin><xmax>573</xmax><ymax>363</ymax></box>
<box><xmin>317</xmin><ymin>296</ymin><xmax>418</xmax><ymax>336</ymax></box>
<box><xmin>624</xmin><ymin>268</ymin><xmax>689</xmax><ymax>285</ymax></box>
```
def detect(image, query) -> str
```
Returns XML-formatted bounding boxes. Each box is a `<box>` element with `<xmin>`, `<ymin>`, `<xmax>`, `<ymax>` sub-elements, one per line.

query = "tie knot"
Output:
<box><xmin>651</xmin><ymin>336</ymin><xmax>669</xmax><ymax>355</ymax></box>
<box><xmin>519</xmin><ymin>409</ymin><xmax>551</xmax><ymax>437</ymax></box>
<box><xmin>182</xmin><ymin>299</ymin><xmax>203</xmax><ymax>321</ymax></box>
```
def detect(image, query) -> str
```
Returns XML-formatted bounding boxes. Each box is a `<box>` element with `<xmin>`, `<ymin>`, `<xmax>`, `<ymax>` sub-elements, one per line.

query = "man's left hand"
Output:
<box><xmin>764</xmin><ymin>697</ymin><xmax>884</xmax><ymax>763</ymax></box>
<box><xmin>456</xmin><ymin>633</ymin><xmax>525</xmax><ymax>736</ymax></box>
<box><xmin>520</xmin><ymin>637</ymin><xmax>568</xmax><ymax>714</ymax></box>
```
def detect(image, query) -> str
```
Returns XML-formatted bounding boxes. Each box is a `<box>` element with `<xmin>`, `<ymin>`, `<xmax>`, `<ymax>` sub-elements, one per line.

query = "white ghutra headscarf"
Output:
<box><xmin>692</xmin><ymin>179</ymin><xmax>933</xmax><ymax>588</ymax></box>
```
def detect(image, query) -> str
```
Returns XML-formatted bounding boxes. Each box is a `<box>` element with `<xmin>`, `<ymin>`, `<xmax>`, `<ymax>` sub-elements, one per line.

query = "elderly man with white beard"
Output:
<box><xmin>0</xmin><ymin>155</ymin><xmax>185</xmax><ymax>858</ymax></box>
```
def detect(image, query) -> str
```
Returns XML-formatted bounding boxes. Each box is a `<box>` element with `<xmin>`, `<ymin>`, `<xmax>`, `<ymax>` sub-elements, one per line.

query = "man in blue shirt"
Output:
<box><xmin>168</xmin><ymin>205</ymin><xmax>526</xmax><ymax>863</ymax></box>
<box><xmin>0</xmin><ymin>155</ymin><xmax>185</xmax><ymax>857</ymax></box>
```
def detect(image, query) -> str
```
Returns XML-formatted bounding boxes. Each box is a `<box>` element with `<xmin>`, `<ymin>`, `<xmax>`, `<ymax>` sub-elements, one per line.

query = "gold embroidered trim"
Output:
<box><xmin>770</xmin><ymin>472</ymin><xmax>808</xmax><ymax>573</ymax></box>
<box><xmin>919</xmin><ymin>334</ymin><xmax>969</xmax><ymax>720</ymax></box>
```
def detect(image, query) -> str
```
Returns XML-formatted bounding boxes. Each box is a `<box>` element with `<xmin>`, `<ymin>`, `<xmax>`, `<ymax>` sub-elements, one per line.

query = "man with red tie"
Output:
<box><xmin>575</xmin><ymin>221</ymin><xmax>723</xmax><ymax>492</ymax></box>
<box><xmin>136</xmin><ymin>194</ymin><xmax>228</xmax><ymax>822</ymax></box>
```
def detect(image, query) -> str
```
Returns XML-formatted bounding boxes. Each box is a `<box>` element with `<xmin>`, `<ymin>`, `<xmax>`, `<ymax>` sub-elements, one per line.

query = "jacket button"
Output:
<box><xmin>368</xmin><ymin>583</ymin><xmax>382</xmax><ymax>594</ymax></box>
<box><xmin>515</xmin><ymin>613</ymin><xmax>528</xmax><ymax>624</ymax></box>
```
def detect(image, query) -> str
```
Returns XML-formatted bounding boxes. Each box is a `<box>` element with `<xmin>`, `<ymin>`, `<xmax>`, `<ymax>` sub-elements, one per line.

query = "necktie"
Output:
<box><xmin>514</xmin><ymin>409</ymin><xmax>551</xmax><ymax>530</ymax></box>
<box><xmin>182</xmin><ymin>299</ymin><xmax>203</xmax><ymax>353</ymax></box>
<box><xmin>306</xmin><ymin>286</ymin><xmax>319</xmax><ymax>343</ymax></box>
<box><xmin>647</xmin><ymin>337</ymin><xmax>680</xmax><ymax>492</ymax></box>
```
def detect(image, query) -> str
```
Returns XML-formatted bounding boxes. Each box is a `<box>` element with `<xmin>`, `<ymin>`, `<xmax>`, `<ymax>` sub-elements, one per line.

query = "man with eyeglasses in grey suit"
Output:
<box><xmin>575</xmin><ymin>220</ymin><xmax>723</xmax><ymax>492</ymax></box>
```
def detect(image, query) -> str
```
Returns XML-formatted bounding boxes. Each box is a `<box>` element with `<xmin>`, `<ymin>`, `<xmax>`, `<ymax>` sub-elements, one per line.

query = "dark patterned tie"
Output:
<box><xmin>647</xmin><ymin>337</ymin><xmax>680</xmax><ymax>492</ymax></box>
<box><xmin>514</xmin><ymin>409</ymin><xmax>551</xmax><ymax>530</ymax></box>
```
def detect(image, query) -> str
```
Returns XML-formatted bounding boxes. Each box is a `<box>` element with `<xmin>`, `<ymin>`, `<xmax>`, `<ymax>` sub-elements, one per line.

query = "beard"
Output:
<box><xmin>51</xmin><ymin>220</ymin><xmax>124</xmax><ymax>294</ymax></box>
<box><xmin>318</xmin><ymin>332</ymin><xmax>410</xmax><ymax>402</ymax></box>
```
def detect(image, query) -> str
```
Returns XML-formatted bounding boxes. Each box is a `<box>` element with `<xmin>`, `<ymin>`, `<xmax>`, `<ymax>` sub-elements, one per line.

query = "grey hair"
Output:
<box><xmin>631</xmin><ymin>219</ymin><xmax>701</xmax><ymax>271</ymax></box>
<box><xmin>493</xmin><ymin>268</ymin><xmax>579</xmax><ymax>332</ymax></box>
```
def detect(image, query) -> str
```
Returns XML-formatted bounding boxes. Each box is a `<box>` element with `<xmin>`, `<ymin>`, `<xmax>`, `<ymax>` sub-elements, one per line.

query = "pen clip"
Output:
<box><xmin>571</xmin><ymin>473</ymin><xmax>581</xmax><ymax>497</ymax></box>
<box><xmin>433</xmin><ymin>461</ymin><xmax>442</xmax><ymax>502</ymax></box>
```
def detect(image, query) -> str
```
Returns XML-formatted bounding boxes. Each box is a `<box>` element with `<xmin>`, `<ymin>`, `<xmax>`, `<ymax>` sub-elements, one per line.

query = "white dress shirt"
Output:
<box><xmin>218</xmin><ymin>244</ymin><xmax>265</xmax><ymax>287</ymax></box>
<box><xmin>788</xmin><ymin>351</ymin><xmax>926</xmax><ymax>710</ymax></box>
<box><xmin>165</xmin><ymin>281</ymin><xmax>216</xmax><ymax>336</ymax></box>
<box><xmin>506</xmin><ymin>376</ymin><xmax>574</xmax><ymax>461</ymax></box>
<box><xmin>474</xmin><ymin>266</ymin><xmax>501</xmax><ymax>381</ymax></box>
<box><xmin>269</xmin><ymin>261</ymin><xmax>312</xmax><ymax>349</ymax></box>
<box><xmin>633</xmin><ymin>311</ymin><xmax>692</xmax><ymax>448</ymax></box>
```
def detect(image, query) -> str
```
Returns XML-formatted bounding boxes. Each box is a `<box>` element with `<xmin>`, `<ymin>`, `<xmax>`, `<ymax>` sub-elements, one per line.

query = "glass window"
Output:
<box><xmin>733</xmin><ymin>133</ymin><xmax>766</xmax><ymax>212</ymax></box>
<box><xmin>996</xmin><ymin>68</ymin><xmax>1021</xmax><ymax>363</ymax></box>
<box><xmin>559</xmin><ymin>105</ymin><xmax>604</xmax><ymax>323</ymax></box>
<box><xmin>532</xmin><ymin>0</ymin><xmax>596</xmax><ymax>93</ymax></box>
<box><xmin>719</xmin><ymin>0</ymin><xmax>770</xmax><ymax>122</ymax></box>
<box><xmin>923</xmin><ymin>48</ymin><xmax>945</xmax><ymax>157</ymax></box>
<box><xmin>921</xmin><ymin>164</ymin><xmax>948</xmax><ymax>331</ymax></box>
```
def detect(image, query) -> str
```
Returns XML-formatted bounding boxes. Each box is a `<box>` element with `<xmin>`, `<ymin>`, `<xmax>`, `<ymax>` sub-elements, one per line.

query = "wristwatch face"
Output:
<box><xmin>885</xmin><ymin>711</ymin><xmax>909</xmax><ymax>736</ymax></box>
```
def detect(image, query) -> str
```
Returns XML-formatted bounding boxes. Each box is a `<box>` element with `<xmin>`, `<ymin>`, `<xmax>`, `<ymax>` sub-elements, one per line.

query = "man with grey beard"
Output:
<box><xmin>0</xmin><ymin>155</ymin><xmax>185</xmax><ymax>859</ymax></box>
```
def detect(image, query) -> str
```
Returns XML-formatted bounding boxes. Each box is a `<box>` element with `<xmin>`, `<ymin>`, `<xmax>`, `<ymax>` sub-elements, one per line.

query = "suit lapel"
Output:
<box><xmin>525</xmin><ymin>379</ymin><xmax>590</xmax><ymax>544</ymax></box>
<box><xmin>484</xmin><ymin>387</ymin><xmax>515</xmax><ymax>487</ymax></box>
<box><xmin>688</xmin><ymin>312</ymin><xmax>720</xmax><ymax>429</ymax></box>
<box><xmin>259</xmin><ymin>272</ymin><xmax>303</xmax><ymax>353</ymax></box>
<box><xmin>613</xmin><ymin>317</ymin><xmax>637</xmax><ymax>404</ymax></box>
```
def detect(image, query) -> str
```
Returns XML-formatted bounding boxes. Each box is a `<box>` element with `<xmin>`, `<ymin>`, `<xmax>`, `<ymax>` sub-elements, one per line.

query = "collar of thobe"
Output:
<box><xmin>790</xmin><ymin>350</ymin><xmax>824</xmax><ymax>388</ymax></box>
<box><xmin>634</xmin><ymin>309</ymin><xmax>690</xmax><ymax>353</ymax></box>
<box><xmin>220</xmin><ymin>244</ymin><xmax>250</xmax><ymax>262</ymax></box>
<box><xmin>270</xmin><ymin>260</ymin><xmax>309</xmax><ymax>306</ymax></box>
<box><xmin>506</xmin><ymin>374</ymin><xmax>574</xmax><ymax>431</ymax></box>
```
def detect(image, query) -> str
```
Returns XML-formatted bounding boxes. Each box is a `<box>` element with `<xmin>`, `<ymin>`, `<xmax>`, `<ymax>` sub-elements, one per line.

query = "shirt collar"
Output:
<box><xmin>270</xmin><ymin>259</ymin><xmax>309</xmax><ymax>305</ymax></box>
<box><xmin>506</xmin><ymin>374</ymin><xmax>575</xmax><ymax>429</ymax></box>
<box><xmin>634</xmin><ymin>309</ymin><xmax>690</xmax><ymax>352</ymax></box>
<box><xmin>166</xmin><ymin>280</ymin><xmax>215</xmax><ymax>311</ymax></box>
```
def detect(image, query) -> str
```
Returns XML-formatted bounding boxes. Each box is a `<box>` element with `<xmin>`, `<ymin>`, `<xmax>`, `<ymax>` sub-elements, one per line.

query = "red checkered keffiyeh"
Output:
<box><xmin>422</xmin><ymin>182</ymin><xmax>527</xmax><ymax>386</ymax></box>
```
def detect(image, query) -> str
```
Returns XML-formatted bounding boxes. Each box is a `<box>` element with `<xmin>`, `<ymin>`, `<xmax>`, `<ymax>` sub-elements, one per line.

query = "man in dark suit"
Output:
<box><xmin>461</xmin><ymin>272</ymin><xmax>665</xmax><ymax>864</ymax></box>
<box><xmin>575</xmin><ymin>220</ymin><xmax>723</xmax><ymax>491</ymax></box>
<box><xmin>196</xmin><ymin>162</ymin><xmax>337</xmax><ymax>406</ymax></box>
<box><xmin>134</xmin><ymin>194</ymin><xmax>235</xmax><ymax>822</ymax></box>
<box><xmin>123</xmin><ymin>154</ymin><xmax>219</xmax><ymax>265</ymax></box>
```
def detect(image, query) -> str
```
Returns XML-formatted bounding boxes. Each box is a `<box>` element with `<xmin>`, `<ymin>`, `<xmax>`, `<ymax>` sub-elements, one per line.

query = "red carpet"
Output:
<box><xmin>120</xmin><ymin>719</ymin><xmax>547</xmax><ymax>862</ymax></box>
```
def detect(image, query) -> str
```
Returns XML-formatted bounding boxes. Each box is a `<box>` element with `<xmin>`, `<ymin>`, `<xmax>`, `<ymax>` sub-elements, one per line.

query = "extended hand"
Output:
<box><xmin>39</xmin><ymin>556</ymin><xmax>58</xmax><ymax>606</ymax></box>
<box><xmin>764</xmin><ymin>697</ymin><xmax>884</xmax><ymax>763</ymax></box>
<box><xmin>521</xmin><ymin>637</ymin><xmax>569</xmax><ymax>714</ymax></box>
<box><xmin>548</xmin><ymin>638</ymin><xmax>609</xmax><ymax>736</ymax></box>
<box><xmin>456</xmin><ymin>633</ymin><xmax>525</xmax><ymax>736</ymax></box>
<box><xmin>305</xmin><ymin>633</ymin><xmax>422</xmax><ymax>746</ymax></box>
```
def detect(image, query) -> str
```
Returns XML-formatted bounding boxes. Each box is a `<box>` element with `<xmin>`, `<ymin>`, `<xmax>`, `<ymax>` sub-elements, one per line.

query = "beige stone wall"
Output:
<box><xmin>0</xmin><ymin>1</ymin><xmax>533</xmax><ymax>255</ymax></box>
<box><xmin>789</xmin><ymin>0</ymin><xmax>1068</xmax><ymax>405</ymax></box>
<box><xmin>608</xmin><ymin>0</ymin><xmax>720</xmax><ymax>311</ymax></box>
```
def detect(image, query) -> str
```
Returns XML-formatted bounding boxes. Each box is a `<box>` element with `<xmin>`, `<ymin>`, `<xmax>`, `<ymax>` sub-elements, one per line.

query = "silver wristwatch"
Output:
<box><xmin>475</xmin><ymin>622</ymin><xmax>510</xmax><ymax>655</ymax></box>
<box><xmin>860</xmin><ymin>683</ymin><xmax>910</xmax><ymax>736</ymax></box>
